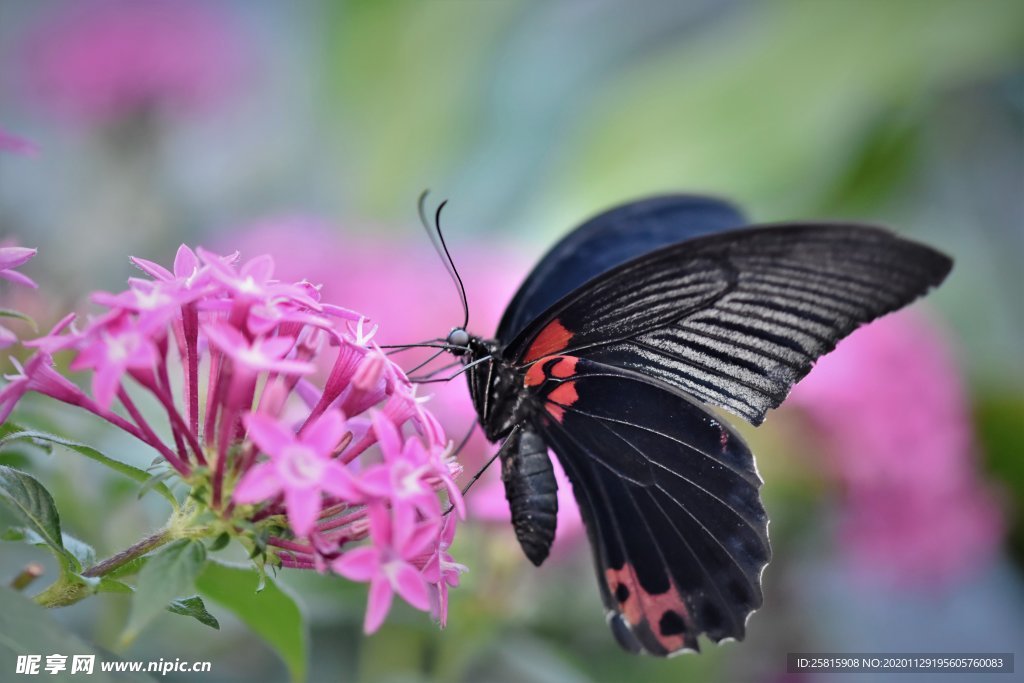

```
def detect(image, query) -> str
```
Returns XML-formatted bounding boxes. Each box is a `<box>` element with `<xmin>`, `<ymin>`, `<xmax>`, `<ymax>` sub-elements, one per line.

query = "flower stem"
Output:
<box><xmin>81</xmin><ymin>529</ymin><xmax>173</xmax><ymax>578</ymax></box>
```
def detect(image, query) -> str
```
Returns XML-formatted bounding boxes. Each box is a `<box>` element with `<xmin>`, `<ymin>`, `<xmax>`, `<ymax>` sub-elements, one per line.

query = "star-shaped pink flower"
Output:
<box><xmin>69</xmin><ymin>314</ymin><xmax>161</xmax><ymax>409</ymax></box>
<box><xmin>332</xmin><ymin>504</ymin><xmax>437</xmax><ymax>633</ymax></box>
<box><xmin>234</xmin><ymin>410</ymin><xmax>358</xmax><ymax>537</ymax></box>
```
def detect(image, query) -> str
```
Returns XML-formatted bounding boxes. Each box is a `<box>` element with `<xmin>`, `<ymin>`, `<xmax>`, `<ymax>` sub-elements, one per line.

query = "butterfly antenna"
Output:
<box><xmin>418</xmin><ymin>190</ymin><xmax>470</xmax><ymax>330</ymax></box>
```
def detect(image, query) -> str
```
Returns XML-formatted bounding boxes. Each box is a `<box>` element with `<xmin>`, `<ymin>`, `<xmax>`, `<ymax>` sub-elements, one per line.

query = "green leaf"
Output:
<box><xmin>168</xmin><ymin>595</ymin><xmax>220</xmax><ymax>630</ymax></box>
<box><xmin>0</xmin><ymin>308</ymin><xmax>37</xmax><ymax>332</ymax></box>
<box><xmin>0</xmin><ymin>586</ymin><xmax>156</xmax><ymax>682</ymax></box>
<box><xmin>197</xmin><ymin>561</ymin><xmax>307</xmax><ymax>682</ymax></box>
<box><xmin>0</xmin><ymin>424</ymin><xmax>178</xmax><ymax>510</ymax></box>
<box><xmin>136</xmin><ymin>469</ymin><xmax>175</xmax><ymax>504</ymax></box>
<box><xmin>0</xmin><ymin>466</ymin><xmax>78</xmax><ymax>572</ymax></box>
<box><xmin>62</xmin><ymin>532</ymin><xmax>97</xmax><ymax>570</ymax></box>
<box><xmin>96</xmin><ymin>578</ymin><xmax>133</xmax><ymax>594</ymax></box>
<box><xmin>121</xmin><ymin>539</ymin><xmax>207</xmax><ymax>644</ymax></box>
<box><xmin>6</xmin><ymin>527</ymin><xmax>94</xmax><ymax>576</ymax></box>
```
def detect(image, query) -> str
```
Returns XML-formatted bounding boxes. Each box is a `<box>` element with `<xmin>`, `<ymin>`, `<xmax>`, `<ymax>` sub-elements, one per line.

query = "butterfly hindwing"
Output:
<box><xmin>507</xmin><ymin>224</ymin><xmax>952</xmax><ymax>425</ymax></box>
<box><xmin>523</xmin><ymin>355</ymin><xmax>769</xmax><ymax>654</ymax></box>
<box><xmin>496</xmin><ymin>195</ymin><xmax>747</xmax><ymax>342</ymax></box>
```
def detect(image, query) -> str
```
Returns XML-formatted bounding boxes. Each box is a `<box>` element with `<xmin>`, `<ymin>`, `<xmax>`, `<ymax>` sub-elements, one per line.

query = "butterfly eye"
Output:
<box><xmin>447</xmin><ymin>328</ymin><xmax>470</xmax><ymax>348</ymax></box>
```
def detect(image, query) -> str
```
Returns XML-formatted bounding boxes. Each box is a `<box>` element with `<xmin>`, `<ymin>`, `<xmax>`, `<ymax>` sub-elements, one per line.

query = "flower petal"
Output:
<box><xmin>320</xmin><ymin>463</ymin><xmax>361</xmax><ymax>501</ymax></box>
<box><xmin>232</xmin><ymin>463</ymin><xmax>282</xmax><ymax>503</ymax></box>
<box><xmin>332</xmin><ymin>546</ymin><xmax>379</xmax><ymax>582</ymax></box>
<box><xmin>371</xmin><ymin>412</ymin><xmax>402</xmax><ymax>461</ymax></box>
<box><xmin>0</xmin><ymin>269</ymin><xmax>38</xmax><ymax>289</ymax></box>
<box><xmin>284</xmin><ymin>486</ymin><xmax>321</xmax><ymax>537</ymax></box>
<box><xmin>244</xmin><ymin>412</ymin><xmax>295</xmax><ymax>458</ymax></box>
<box><xmin>302</xmin><ymin>409</ymin><xmax>345</xmax><ymax>454</ymax></box>
<box><xmin>391</xmin><ymin>562</ymin><xmax>431</xmax><ymax>612</ymax></box>
<box><xmin>364</xmin><ymin>575</ymin><xmax>394</xmax><ymax>634</ymax></box>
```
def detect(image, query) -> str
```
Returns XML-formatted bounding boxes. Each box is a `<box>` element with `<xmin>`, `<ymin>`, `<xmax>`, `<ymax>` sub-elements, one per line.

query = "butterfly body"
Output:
<box><xmin>448</xmin><ymin>195</ymin><xmax>953</xmax><ymax>656</ymax></box>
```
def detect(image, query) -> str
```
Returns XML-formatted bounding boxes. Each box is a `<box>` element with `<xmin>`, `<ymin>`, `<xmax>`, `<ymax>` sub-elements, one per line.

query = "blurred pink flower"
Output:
<box><xmin>0</xmin><ymin>127</ymin><xmax>38</xmax><ymax>155</ymax></box>
<box><xmin>790</xmin><ymin>311</ymin><xmax>1003</xmax><ymax>587</ymax></box>
<box><xmin>224</xmin><ymin>216</ymin><xmax>587</xmax><ymax>552</ymax></box>
<box><xmin>18</xmin><ymin>0</ymin><xmax>249</xmax><ymax>123</ymax></box>
<box><xmin>0</xmin><ymin>244</ymin><xmax>38</xmax><ymax>348</ymax></box>
<box><xmin>0</xmin><ymin>245</ymin><xmax>38</xmax><ymax>289</ymax></box>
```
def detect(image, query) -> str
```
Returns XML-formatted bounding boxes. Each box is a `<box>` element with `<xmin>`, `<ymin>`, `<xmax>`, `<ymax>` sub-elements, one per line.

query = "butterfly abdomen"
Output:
<box><xmin>500</xmin><ymin>427</ymin><xmax>558</xmax><ymax>566</ymax></box>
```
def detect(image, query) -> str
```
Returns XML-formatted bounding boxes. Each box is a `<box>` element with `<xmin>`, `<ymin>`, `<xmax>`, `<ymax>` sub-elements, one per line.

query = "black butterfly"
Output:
<box><xmin>438</xmin><ymin>195</ymin><xmax>952</xmax><ymax>656</ymax></box>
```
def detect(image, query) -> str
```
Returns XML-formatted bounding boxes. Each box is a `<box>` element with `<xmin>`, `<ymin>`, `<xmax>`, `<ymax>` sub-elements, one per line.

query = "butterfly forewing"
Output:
<box><xmin>506</xmin><ymin>224</ymin><xmax>953</xmax><ymax>425</ymax></box>
<box><xmin>497</xmin><ymin>195</ymin><xmax>748</xmax><ymax>341</ymax></box>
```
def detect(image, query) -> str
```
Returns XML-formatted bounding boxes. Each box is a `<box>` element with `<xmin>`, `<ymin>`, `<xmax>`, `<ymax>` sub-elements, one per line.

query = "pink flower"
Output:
<box><xmin>235</xmin><ymin>412</ymin><xmax>358</xmax><ymax>537</ymax></box>
<box><xmin>203</xmin><ymin>323</ymin><xmax>313</xmax><ymax>377</ymax></box>
<box><xmin>0</xmin><ymin>353</ymin><xmax>82</xmax><ymax>423</ymax></box>
<box><xmin>0</xmin><ymin>128</ymin><xmax>37</xmax><ymax>156</ymax></box>
<box><xmin>1</xmin><ymin>241</ymin><xmax>467</xmax><ymax>633</ymax></box>
<box><xmin>18</xmin><ymin>0</ymin><xmax>250</xmax><ymax>123</ymax></box>
<box><xmin>358</xmin><ymin>413</ymin><xmax>449</xmax><ymax>518</ymax></box>
<box><xmin>423</xmin><ymin>515</ymin><xmax>467</xmax><ymax>628</ymax></box>
<box><xmin>0</xmin><ymin>245</ymin><xmax>39</xmax><ymax>348</ymax></box>
<box><xmin>332</xmin><ymin>504</ymin><xmax>438</xmax><ymax>633</ymax></box>
<box><xmin>0</xmin><ymin>245</ymin><xmax>38</xmax><ymax>289</ymax></box>
<box><xmin>789</xmin><ymin>311</ymin><xmax>1003</xmax><ymax>587</ymax></box>
<box><xmin>69</xmin><ymin>313</ymin><xmax>161</xmax><ymax>410</ymax></box>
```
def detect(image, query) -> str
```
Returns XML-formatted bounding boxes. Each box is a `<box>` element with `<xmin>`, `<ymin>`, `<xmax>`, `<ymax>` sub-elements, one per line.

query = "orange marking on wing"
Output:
<box><xmin>547</xmin><ymin>381</ymin><xmax>578</xmax><ymax>407</ymax></box>
<box><xmin>523</xmin><ymin>319</ymin><xmax>574</xmax><ymax>363</ymax></box>
<box><xmin>606</xmin><ymin>564</ymin><xmax>693</xmax><ymax>652</ymax></box>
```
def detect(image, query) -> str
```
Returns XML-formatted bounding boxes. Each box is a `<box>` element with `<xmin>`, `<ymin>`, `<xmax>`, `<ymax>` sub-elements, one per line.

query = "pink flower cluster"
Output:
<box><xmin>0</xmin><ymin>244</ymin><xmax>38</xmax><ymax>347</ymax></box>
<box><xmin>790</xmin><ymin>311</ymin><xmax>1003</xmax><ymax>587</ymax></box>
<box><xmin>0</xmin><ymin>245</ymin><xmax>466</xmax><ymax>631</ymax></box>
<box><xmin>18</xmin><ymin>0</ymin><xmax>249</xmax><ymax>123</ymax></box>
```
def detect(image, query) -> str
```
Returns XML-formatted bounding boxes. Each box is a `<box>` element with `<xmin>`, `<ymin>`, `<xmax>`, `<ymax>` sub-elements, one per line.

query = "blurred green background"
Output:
<box><xmin>1</xmin><ymin>1</ymin><xmax>1022</xmax><ymax>682</ymax></box>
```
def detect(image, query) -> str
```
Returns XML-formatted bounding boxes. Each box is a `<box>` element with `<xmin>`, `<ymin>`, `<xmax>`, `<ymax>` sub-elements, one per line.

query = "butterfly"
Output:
<box><xmin>436</xmin><ymin>195</ymin><xmax>952</xmax><ymax>656</ymax></box>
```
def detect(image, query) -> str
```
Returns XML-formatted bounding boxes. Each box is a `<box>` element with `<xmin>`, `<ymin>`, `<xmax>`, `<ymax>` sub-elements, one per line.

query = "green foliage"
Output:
<box><xmin>0</xmin><ymin>465</ymin><xmax>80</xmax><ymax>574</ymax></box>
<box><xmin>168</xmin><ymin>595</ymin><xmax>220</xmax><ymax>630</ymax></box>
<box><xmin>197</xmin><ymin>561</ymin><xmax>308</xmax><ymax>683</ymax></box>
<box><xmin>0</xmin><ymin>423</ymin><xmax>178</xmax><ymax>510</ymax></box>
<box><xmin>121</xmin><ymin>539</ymin><xmax>207</xmax><ymax>645</ymax></box>
<box><xmin>976</xmin><ymin>394</ymin><xmax>1024</xmax><ymax>567</ymax></box>
<box><xmin>0</xmin><ymin>586</ymin><xmax>156</xmax><ymax>682</ymax></box>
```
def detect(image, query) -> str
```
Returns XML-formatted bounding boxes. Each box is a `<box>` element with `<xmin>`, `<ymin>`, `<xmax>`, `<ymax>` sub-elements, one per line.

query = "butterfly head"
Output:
<box><xmin>446</xmin><ymin>327</ymin><xmax>471</xmax><ymax>355</ymax></box>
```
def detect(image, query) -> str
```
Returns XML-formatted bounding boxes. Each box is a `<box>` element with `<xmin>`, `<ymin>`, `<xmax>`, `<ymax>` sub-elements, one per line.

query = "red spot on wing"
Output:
<box><xmin>551</xmin><ymin>355</ymin><xmax>578</xmax><ymax>378</ymax></box>
<box><xmin>523</xmin><ymin>319</ymin><xmax>574</xmax><ymax>363</ymax></box>
<box><xmin>524</xmin><ymin>355</ymin><xmax>579</xmax><ymax>388</ymax></box>
<box><xmin>547</xmin><ymin>381</ymin><xmax>578</xmax><ymax>407</ymax></box>
<box><xmin>545</xmin><ymin>380</ymin><xmax>579</xmax><ymax>423</ymax></box>
<box><xmin>605</xmin><ymin>564</ymin><xmax>695</xmax><ymax>653</ymax></box>
<box><xmin>524</xmin><ymin>363</ymin><xmax>546</xmax><ymax>387</ymax></box>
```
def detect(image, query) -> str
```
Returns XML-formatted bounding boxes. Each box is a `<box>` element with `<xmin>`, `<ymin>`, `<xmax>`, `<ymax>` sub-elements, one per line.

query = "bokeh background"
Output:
<box><xmin>1</xmin><ymin>1</ymin><xmax>1023</xmax><ymax>681</ymax></box>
